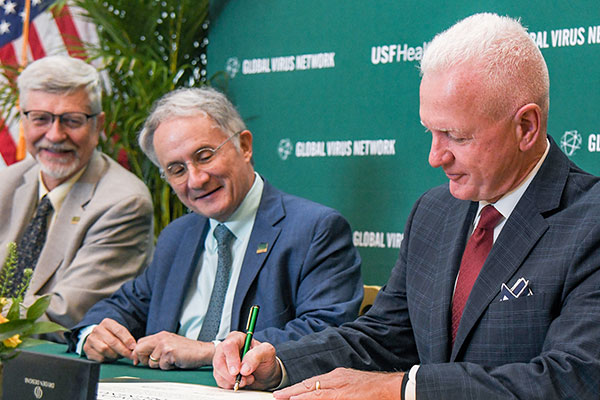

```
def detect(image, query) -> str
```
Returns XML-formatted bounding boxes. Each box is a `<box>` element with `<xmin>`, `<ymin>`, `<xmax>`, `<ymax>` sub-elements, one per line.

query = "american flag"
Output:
<box><xmin>0</xmin><ymin>0</ymin><xmax>97</xmax><ymax>168</ymax></box>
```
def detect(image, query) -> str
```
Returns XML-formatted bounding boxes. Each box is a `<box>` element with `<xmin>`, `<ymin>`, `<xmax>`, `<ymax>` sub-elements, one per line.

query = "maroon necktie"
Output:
<box><xmin>451</xmin><ymin>205</ymin><xmax>503</xmax><ymax>344</ymax></box>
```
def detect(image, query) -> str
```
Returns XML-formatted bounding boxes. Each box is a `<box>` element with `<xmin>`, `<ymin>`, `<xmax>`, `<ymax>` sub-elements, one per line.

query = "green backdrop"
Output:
<box><xmin>207</xmin><ymin>1</ymin><xmax>600</xmax><ymax>285</ymax></box>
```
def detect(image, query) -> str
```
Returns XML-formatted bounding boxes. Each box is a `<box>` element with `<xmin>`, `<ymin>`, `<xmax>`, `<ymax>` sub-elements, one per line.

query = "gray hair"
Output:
<box><xmin>17</xmin><ymin>55</ymin><xmax>102</xmax><ymax>114</ymax></box>
<box><xmin>420</xmin><ymin>13</ymin><xmax>549</xmax><ymax>120</ymax></box>
<box><xmin>139</xmin><ymin>87</ymin><xmax>247</xmax><ymax>166</ymax></box>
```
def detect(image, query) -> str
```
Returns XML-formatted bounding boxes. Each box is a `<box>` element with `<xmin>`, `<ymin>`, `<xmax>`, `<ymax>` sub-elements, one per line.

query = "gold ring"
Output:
<box><xmin>149</xmin><ymin>355</ymin><xmax>159</xmax><ymax>362</ymax></box>
<box><xmin>315</xmin><ymin>380</ymin><xmax>321</xmax><ymax>391</ymax></box>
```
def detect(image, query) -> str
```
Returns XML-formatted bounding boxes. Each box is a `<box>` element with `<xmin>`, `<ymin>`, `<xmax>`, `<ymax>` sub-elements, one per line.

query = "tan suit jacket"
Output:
<box><xmin>0</xmin><ymin>150</ymin><xmax>154</xmax><ymax>342</ymax></box>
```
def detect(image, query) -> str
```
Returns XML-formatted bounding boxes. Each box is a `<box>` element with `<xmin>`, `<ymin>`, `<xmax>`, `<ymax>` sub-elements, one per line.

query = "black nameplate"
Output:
<box><xmin>2</xmin><ymin>350</ymin><xmax>99</xmax><ymax>400</ymax></box>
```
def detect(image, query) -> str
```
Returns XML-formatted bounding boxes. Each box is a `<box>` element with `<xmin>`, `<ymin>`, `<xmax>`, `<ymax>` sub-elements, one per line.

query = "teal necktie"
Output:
<box><xmin>197</xmin><ymin>224</ymin><xmax>235</xmax><ymax>341</ymax></box>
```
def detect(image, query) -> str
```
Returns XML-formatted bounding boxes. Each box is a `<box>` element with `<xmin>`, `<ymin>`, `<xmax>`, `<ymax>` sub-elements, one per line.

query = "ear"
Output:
<box><xmin>92</xmin><ymin>112</ymin><xmax>106</xmax><ymax>147</ymax></box>
<box><xmin>514</xmin><ymin>103</ymin><xmax>542</xmax><ymax>152</ymax></box>
<box><xmin>238</xmin><ymin>130</ymin><xmax>253</xmax><ymax>162</ymax></box>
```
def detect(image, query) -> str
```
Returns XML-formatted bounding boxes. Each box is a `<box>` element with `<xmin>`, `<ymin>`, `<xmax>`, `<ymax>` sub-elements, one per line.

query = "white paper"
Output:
<box><xmin>97</xmin><ymin>381</ymin><xmax>273</xmax><ymax>400</ymax></box>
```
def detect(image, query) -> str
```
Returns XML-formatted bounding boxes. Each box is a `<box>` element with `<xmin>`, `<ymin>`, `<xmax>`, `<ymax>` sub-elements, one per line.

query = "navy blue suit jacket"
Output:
<box><xmin>276</xmin><ymin>138</ymin><xmax>600</xmax><ymax>399</ymax></box>
<box><xmin>67</xmin><ymin>180</ymin><xmax>362</xmax><ymax>349</ymax></box>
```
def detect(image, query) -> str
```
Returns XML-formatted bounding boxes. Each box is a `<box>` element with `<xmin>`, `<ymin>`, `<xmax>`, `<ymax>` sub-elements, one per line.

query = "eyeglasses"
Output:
<box><xmin>161</xmin><ymin>131</ymin><xmax>242</xmax><ymax>184</ymax></box>
<box><xmin>22</xmin><ymin>110</ymin><xmax>99</xmax><ymax>130</ymax></box>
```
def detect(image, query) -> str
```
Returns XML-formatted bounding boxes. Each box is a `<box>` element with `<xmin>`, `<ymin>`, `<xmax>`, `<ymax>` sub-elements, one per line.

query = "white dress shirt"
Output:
<box><xmin>177</xmin><ymin>173</ymin><xmax>263</xmax><ymax>340</ymax></box>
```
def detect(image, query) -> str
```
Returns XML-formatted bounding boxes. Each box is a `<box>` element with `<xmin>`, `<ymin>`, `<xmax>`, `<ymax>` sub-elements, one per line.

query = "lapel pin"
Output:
<box><xmin>71</xmin><ymin>216</ymin><xmax>81</xmax><ymax>224</ymax></box>
<box><xmin>256</xmin><ymin>243</ymin><xmax>268</xmax><ymax>254</ymax></box>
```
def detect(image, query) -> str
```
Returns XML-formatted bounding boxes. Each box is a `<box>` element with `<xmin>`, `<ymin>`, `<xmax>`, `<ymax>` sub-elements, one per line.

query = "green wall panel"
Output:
<box><xmin>208</xmin><ymin>1</ymin><xmax>600</xmax><ymax>285</ymax></box>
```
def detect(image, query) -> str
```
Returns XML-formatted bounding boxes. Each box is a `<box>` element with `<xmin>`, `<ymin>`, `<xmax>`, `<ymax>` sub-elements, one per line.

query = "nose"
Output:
<box><xmin>186</xmin><ymin>163</ymin><xmax>210</xmax><ymax>189</ymax></box>
<box><xmin>428</xmin><ymin>134</ymin><xmax>453</xmax><ymax>168</ymax></box>
<box><xmin>44</xmin><ymin>118</ymin><xmax>68</xmax><ymax>142</ymax></box>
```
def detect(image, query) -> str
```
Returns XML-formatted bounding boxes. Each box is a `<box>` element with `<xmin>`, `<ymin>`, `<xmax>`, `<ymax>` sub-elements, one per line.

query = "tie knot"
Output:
<box><xmin>477</xmin><ymin>205</ymin><xmax>502</xmax><ymax>231</ymax></box>
<box><xmin>214</xmin><ymin>224</ymin><xmax>235</xmax><ymax>247</ymax></box>
<box><xmin>38</xmin><ymin>195</ymin><xmax>53</xmax><ymax>215</ymax></box>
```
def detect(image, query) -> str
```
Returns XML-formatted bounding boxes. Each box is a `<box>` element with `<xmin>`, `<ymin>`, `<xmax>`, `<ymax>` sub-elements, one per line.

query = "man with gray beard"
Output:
<box><xmin>0</xmin><ymin>55</ymin><xmax>153</xmax><ymax>343</ymax></box>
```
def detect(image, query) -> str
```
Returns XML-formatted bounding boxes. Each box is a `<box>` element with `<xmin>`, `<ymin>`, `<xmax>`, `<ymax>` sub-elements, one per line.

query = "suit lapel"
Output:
<box><xmin>9</xmin><ymin>165</ymin><xmax>38</xmax><ymax>243</ymax></box>
<box><xmin>428</xmin><ymin>200</ymin><xmax>476</xmax><ymax>362</ymax></box>
<box><xmin>0</xmin><ymin>163</ymin><xmax>37</xmax><ymax>272</ymax></box>
<box><xmin>451</xmin><ymin>138</ymin><xmax>566</xmax><ymax>359</ymax></box>
<box><xmin>230</xmin><ymin>181</ymin><xmax>283</xmax><ymax>329</ymax></box>
<box><xmin>29</xmin><ymin>152</ymin><xmax>105</xmax><ymax>294</ymax></box>
<box><xmin>451</xmin><ymin>199</ymin><xmax>548</xmax><ymax>359</ymax></box>
<box><xmin>159</xmin><ymin>218</ymin><xmax>210</xmax><ymax>332</ymax></box>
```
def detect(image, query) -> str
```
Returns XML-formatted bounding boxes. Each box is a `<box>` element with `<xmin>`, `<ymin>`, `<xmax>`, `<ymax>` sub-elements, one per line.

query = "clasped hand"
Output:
<box><xmin>82</xmin><ymin>318</ymin><xmax>215</xmax><ymax>369</ymax></box>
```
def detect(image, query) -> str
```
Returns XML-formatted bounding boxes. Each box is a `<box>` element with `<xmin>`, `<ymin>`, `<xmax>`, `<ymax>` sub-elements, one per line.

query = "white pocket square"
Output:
<box><xmin>500</xmin><ymin>277</ymin><xmax>533</xmax><ymax>301</ymax></box>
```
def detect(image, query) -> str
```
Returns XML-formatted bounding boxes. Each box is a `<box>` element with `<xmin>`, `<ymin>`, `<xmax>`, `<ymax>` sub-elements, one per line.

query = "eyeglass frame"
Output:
<box><xmin>21</xmin><ymin>110</ymin><xmax>99</xmax><ymax>130</ymax></box>
<box><xmin>160</xmin><ymin>130</ymin><xmax>243</xmax><ymax>184</ymax></box>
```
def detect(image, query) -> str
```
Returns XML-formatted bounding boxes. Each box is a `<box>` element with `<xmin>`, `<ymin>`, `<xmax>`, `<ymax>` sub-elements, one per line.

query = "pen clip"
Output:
<box><xmin>245</xmin><ymin>305</ymin><xmax>259</xmax><ymax>331</ymax></box>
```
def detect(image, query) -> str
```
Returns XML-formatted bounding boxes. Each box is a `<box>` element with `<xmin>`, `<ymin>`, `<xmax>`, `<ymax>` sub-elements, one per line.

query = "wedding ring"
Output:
<box><xmin>315</xmin><ymin>380</ymin><xmax>321</xmax><ymax>391</ymax></box>
<box><xmin>149</xmin><ymin>355</ymin><xmax>159</xmax><ymax>362</ymax></box>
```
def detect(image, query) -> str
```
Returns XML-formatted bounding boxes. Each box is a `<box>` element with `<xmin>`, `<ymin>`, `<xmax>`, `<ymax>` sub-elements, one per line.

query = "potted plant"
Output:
<box><xmin>0</xmin><ymin>242</ymin><xmax>67</xmax><ymax>397</ymax></box>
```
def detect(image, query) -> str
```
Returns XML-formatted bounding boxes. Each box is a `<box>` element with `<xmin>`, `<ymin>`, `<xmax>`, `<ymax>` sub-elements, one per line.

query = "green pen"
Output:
<box><xmin>234</xmin><ymin>305</ymin><xmax>260</xmax><ymax>391</ymax></box>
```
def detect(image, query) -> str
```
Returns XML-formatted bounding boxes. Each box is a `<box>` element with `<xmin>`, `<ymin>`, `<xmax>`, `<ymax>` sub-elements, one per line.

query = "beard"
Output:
<box><xmin>35</xmin><ymin>141</ymin><xmax>82</xmax><ymax>181</ymax></box>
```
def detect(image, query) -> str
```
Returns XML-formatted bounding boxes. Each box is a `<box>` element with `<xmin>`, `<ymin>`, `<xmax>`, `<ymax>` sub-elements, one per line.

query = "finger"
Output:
<box><xmin>239</xmin><ymin>341</ymin><xmax>273</xmax><ymax>376</ymax></box>
<box><xmin>275</xmin><ymin>378</ymin><xmax>319</xmax><ymax>399</ymax></box>
<box><xmin>213</xmin><ymin>332</ymin><xmax>247</xmax><ymax>388</ymax></box>
<box><xmin>83</xmin><ymin>334</ymin><xmax>119</xmax><ymax>362</ymax></box>
<box><xmin>102</xmin><ymin>319</ymin><xmax>137</xmax><ymax>352</ymax></box>
<box><xmin>132</xmin><ymin>336</ymin><xmax>158</xmax><ymax>365</ymax></box>
<box><xmin>159</xmin><ymin>356</ymin><xmax>175</xmax><ymax>370</ymax></box>
<box><xmin>221</xmin><ymin>331</ymin><xmax>248</xmax><ymax>376</ymax></box>
<box><xmin>145</xmin><ymin>353</ymin><xmax>164</xmax><ymax>369</ymax></box>
<box><xmin>85</xmin><ymin>324</ymin><xmax>134</xmax><ymax>361</ymax></box>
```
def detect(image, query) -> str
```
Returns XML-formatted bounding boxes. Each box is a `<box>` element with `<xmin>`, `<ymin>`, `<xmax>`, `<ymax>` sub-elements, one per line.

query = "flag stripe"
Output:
<box><xmin>30</xmin><ymin>10</ymin><xmax>67</xmax><ymax>56</ymax></box>
<box><xmin>0</xmin><ymin>43</ymin><xmax>18</xmax><ymax>66</ymax></box>
<box><xmin>51</xmin><ymin>4</ymin><xmax>85</xmax><ymax>59</ymax></box>
<box><xmin>0</xmin><ymin>2</ymin><xmax>96</xmax><ymax>167</ymax></box>
<box><xmin>28</xmin><ymin>24</ymin><xmax>47</xmax><ymax>60</ymax></box>
<box><xmin>0</xmin><ymin>125</ymin><xmax>17</xmax><ymax>165</ymax></box>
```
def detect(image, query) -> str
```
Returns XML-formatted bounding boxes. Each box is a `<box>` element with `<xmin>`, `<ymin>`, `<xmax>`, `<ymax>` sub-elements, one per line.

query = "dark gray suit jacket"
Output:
<box><xmin>276</xmin><ymin>137</ymin><xmax>600</xmax><ymax>399</ymax></box>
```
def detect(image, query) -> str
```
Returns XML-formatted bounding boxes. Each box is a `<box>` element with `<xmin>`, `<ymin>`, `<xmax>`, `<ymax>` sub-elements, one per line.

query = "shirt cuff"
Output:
<box><xmin>404</xmin><ymin>365</ymin><xmax>419</xmax><ymax>400</ymax></box>
<box><xmin>271</xmin><ymin>356</ymin><xmax>289</xmax><ymax>391</ymax></box>
<box><xmin>75</xmin><ymin>324</ymin><xmax>97</xmax><ymax>356</ymax></box>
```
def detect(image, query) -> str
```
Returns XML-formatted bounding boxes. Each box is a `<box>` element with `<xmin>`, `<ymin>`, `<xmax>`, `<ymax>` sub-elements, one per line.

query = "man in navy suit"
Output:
<box><xmin>213</xmin><ymin>13</ymin><xmax>600</xmax><ymax>399</ymax></box>
<box><xmin>66</xmin><ymin>87</ymin><xmax>363</xmax><ymax>369</ymax></box>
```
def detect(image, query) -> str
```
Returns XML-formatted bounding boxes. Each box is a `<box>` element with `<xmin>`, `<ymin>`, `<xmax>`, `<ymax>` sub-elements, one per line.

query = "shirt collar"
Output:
<box><xmin>477</xmin><ymin>138</ymin><xmax>550</xmax><ymax>220</ymax></box>
<box><xmin>208</xmin><ymin>172</ymin><xmax>264</xmax><ymax>245</ymax></box>
<box><xmin>37</xmin><ymin>166</ymin><xmax>87</xmax><ymax>211</ymax></box>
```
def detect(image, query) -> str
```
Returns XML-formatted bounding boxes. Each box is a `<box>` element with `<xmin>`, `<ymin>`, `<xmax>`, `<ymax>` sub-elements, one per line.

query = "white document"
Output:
<box><xmin>97</xmin><ymin>381</ymin><xmax>273</xmax><ymax>400</ymax></box>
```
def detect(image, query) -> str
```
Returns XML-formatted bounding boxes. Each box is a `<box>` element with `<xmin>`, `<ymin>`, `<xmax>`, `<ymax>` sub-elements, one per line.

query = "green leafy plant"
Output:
<box><xmin>0</xmin><ymin>243</ymin><xmax>67</xmax><ymax>362</ymax></box>
<box><xmin>0</xmin><ymin>0</ymin><xmax>212</xmax><ymax>236</ymax></box>
<box><xmin>69</xmin><ymin>0</ymin><xmax>211</xmax><ymax>236</ymax></box>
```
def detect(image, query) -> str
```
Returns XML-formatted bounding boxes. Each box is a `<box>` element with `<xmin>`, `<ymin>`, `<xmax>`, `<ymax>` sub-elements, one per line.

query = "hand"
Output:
<box><xmin>83</xmin><ymin>318</ymin><xmax>136</xmax><ymax>363</ymax></box>
<box><xmin>213</xmin><ymin>331</ymin><xmax>281</xmax><ymax>390</ymax></box>
<box><xmin>132</xmin><ymin>331</ymin><xmax>216</xmax><ymax>370</ymax></box>
<box><xmin>273</xmin><ymin>368</ymin><xmax>404</xmax><ymax>400</ymax></box>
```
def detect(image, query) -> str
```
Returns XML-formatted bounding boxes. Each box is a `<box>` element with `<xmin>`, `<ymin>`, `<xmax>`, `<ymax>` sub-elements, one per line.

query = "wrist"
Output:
<box><xmin>269</xmin><ymin>356</ymin><xmax>286</xmax><ymax>390</ymax></box>
<box><xmin>204</xmin><ymin>340</ymin><xmax>217</xmax><ymax>363</ymax></box>
<box><xmin>400</xmin><ymin>372</ymin><xmax>408</xmax><ymax>400</ymax></box>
